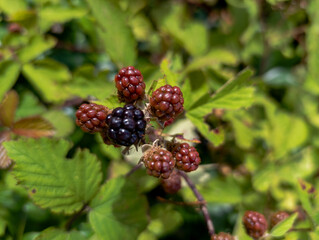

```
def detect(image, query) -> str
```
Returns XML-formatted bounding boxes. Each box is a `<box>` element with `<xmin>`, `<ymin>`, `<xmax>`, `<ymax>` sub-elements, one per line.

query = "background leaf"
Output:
<box><xmin>35</xmin><ymin>228</ymin><xmax>87</xmax><ymax>240</ymax></box>
<box><xmin>12</xmin><ymin>116</ymin><xmax>55</xmax><ymax>138</ymax></box>
<box><xmin>89</xmin><ymin>177</ymin><xmax>148</xmax><ymax>240</ymax></box>
<box><xmin>0</xmin><ymin>90</ymin><xmax>19</xmax><ymax>127</ymax></box>
<box><xmin>0</xmin><ymin>61</ymin><xmax>21</xmax><ymax>102</ymax></box>
<box><xmin>87</xmin><ymin>0</ymin><xmax>136</xmax><ymax>67</ymax></box>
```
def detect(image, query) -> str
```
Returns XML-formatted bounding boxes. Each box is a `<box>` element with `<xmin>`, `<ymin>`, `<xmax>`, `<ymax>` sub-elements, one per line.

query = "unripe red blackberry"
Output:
<box><xmin>172</xmin><ymin>143</ymin><xmax>201</xmax><ymax>172</ymax></box>
<box><xmin>211</xmin><ymin>232</ymin><xmax>234</xmax><ymax>240</ymax></box>
<box><xmin>106</xmin><ymin>104</ymin><xmax>146</xmax><ymax>146</ymax></box>
<box><xmin>75</xmin><ymin>103</ymin><xmax>109</xmax><ymax>133</ymax></box>
<box><xmin>150</xmin><ymin>84</ymin><xmax>184</xmax><ymax>122</ymax></box>
<box><xmin>144</xmin><ymin>147</ymin><xmax>175</xmax><ymax>179</ymax></box>
<box><xmin>115</xmin><ymin>66</ymin><xmax>145</xmax><ymax>103</ymax></box>
<box><xmin>160</xmin><ymin>170</ymin><xmax>181</xmax><ymax>194</ymax></box>
<box><xmin>243</xmin><ymin>211</ymin><xmax>268</xmax><ymax>239</ymax></box>
<box><xmin>270</xmin><ymin>211</ymin><xmax>290</xmax><ymax>229</ymax></box>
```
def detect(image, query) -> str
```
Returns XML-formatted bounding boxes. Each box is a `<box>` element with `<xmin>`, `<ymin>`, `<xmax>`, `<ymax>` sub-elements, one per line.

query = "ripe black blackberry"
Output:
<box><xmin>149</xmin><ymin>84</ymin><xmax>184</xmax><ymax>122</ymax></box>
<box><xmin>243</xmin><ymin>211</ymin><xmax>268</xmax><ymax>239</ymax></box>
<box><xmin>106</xmin><ymin>104</ymin><xmax>146</xmax><ymax>146</ymax></box>
<box><xmin>211</xmin><ymin>232</ymin><xmax>234</xmax><ymax>240</ymax></box>
<box><xmin>270</xmin><ymin>211</ymin><xmax>290</xmax><ymax>229</ymax></box>
<box><xmin>75</xmin><ymin>103</ymin><xmax>109</xmax><ymax>133</ymax></box>
<box><xmin>172</xmin><ymin>143</ymin><xmax>201</xmax><ymax>172</ymax></box>
<box><xmin>143</xmin><ymin>147</ymin><xmax>175</xmax><ymax>179</ymax></box>
<box><xmin>115</xmin><ymin>66</ymin><xmax>145</xmax><ymax>103</ymax></box>
<box><xmin>161</xmin><ymin>170</ymin><xmax>181</xmax><ymax>194</ymax></box>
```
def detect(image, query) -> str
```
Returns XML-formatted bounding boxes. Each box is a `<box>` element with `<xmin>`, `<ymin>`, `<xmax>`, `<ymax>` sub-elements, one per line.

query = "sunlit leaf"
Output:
<box><xmin>187</xmin><ymin>69</ymin><xmax>254</xmax><ymax>119</ymax></box>
<box><xmin>22</xmin><ymin>59</ymin><xmax>71</xmax><ymax>103</ymax></box>
<box><xmin>17</xmin><ymin>36</ymin><xmax>56</xmax><ymax>63</ymax></box>
<box><xmin>89</xmin><ymin>177</ymin><xmax>148</xmax><ymax>240</ymax></box>
<box><xmin>305</xmin><ymin>0</ymin><xmax>319</xmax><ymax>94</ymax></box>
<box><xmin>12</xmin><ymin>116</ymin><xmax>55</xmax><ymax>138</ymax></box>
<box><xmin>270</xmin><ymin>213</ymin><xmax>298</xmax><ymax>237</ymax></box>
<box><xmin>0</xmin><ymin>131</ymin><xmax>11</xmax><ymax>169</ymax></box>
<box><xmin>0</xmin><ymin>60</ymin><xmax>21</xmax><ymax>102</ymax></box>
<box><xmin>0</xmin><ymin>90</ymin><xmax>19</xmax><ymax>128</ymax></box>
<box><xmin>186</xmin><ymin>112</ymin><xmax>225</xmax><ymax>146</ymax></box>
<box><xmin>43</xmin><ymin>111</ymin><xmax>74</xmax><ymax>138</ymax></box>
<box><xmin>87</xmin><ymin>0</ymin><xmax>136</xmax><ymax>67</ymax></box>
<box><xmin>0</xmin><ymin>0</ymin><xmax>26</xmax><ymax>14</ymax></box>
<box><xmin>4</xmin><ymin>138</ymin><xmax>102</xmax><ymax>214</ymax></box>
<box><xmin>35</xmin><ymin>227</ymin><xmax>87</xmax><ymax>240</ymax></box>
<box><xmin>152</xmin><ymin>4</ymin><xmax>208</xmax><ymax>56</ymax></box>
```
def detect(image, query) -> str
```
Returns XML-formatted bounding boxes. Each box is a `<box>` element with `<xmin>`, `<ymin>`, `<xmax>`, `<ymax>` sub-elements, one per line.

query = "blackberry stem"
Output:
<box><xmin>178</xmin><ymin>170</ymin><xmax>215</xmax><ymax>237</ymax></box>
<box><xmin>125</xmin><ymin>163</ymin><xmax>143</xmax><ymax>177</ymax></box>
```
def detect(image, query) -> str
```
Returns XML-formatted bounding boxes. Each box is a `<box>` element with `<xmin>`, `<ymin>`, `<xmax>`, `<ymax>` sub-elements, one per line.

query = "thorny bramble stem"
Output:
<box><xmin>178</xmin><ymin>170</ymin><xmax>215</xmax><ymax>237</ymax></box>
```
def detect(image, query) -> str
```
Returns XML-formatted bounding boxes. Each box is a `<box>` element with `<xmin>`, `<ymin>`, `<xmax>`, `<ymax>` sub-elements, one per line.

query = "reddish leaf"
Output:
<box><xmin>0</xmin><ymin>131</ymin><xmax>12</xmax><ymax>169</ymax></box>
<box><xmin>0</xmin><ymin>90</ymin><xmax>19</xmax><ymax>127</ymax></box>
<box><xmin>12</xmin><ymin>116</ymin><xmax>55</xmax><ymax>138</ymax></box>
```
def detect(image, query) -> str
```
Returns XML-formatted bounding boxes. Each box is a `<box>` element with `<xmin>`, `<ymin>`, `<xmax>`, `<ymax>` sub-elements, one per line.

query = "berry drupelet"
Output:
<box><xmin>144</xmin><ymin>147</ymin><xmax>176</xmax><ymax>179</ymax></box>
<box><xmin>75</xmin><ymin>103</ymin><xmax>109</xmax><ymax>133</ymax></box>
<box><xmin>161</xmin><ymin>170</ymin><xmax>181</xmax><ymax>194</ymax></box>
<box><xmin>106</xmin><ymin>104</ymin><xmax>146</xmax><ymax>146</ymax></box>
<box><xmin>150</xmin><ymin>84</ymin><xmax>184</xmax><ymax>122</ymax></box>
<box><xmin>270</xmin><ymin>211</ymin><xmax>290</xmax><ymax>229</ymax></box>
<box><xmin>115</xmin><ymin>66</ymin><xmax>145</xmax><ymax>103</ymax></box>
<box><xmin>211</xmin><ymin>232</ymin><xmax>234</xmax><ymax>240</ymax></box>
<box><xmin>172</xmin><ymin>143</ymin><xmax>201</xmax><ymax>172</ymax></box>
<box><xmin>243</xmin><ymin>211</ymin><xmax>268</xmax><ymax>239</ymax></box>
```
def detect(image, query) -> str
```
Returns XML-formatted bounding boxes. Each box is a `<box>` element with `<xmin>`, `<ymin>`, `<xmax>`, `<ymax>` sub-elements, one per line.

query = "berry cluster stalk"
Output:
<box><xmin>178</xmin><ymin>170</ymin><xmax>215</xmax><ymax>237</ymax></box>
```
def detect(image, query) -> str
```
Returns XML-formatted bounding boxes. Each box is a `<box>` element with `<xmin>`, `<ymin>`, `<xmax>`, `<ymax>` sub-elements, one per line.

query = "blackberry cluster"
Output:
<box><xmin>75</xmin><ymin>103</ymin><xmax>109</xmax><ymax>133</ymax></box>
<box><xmin>211</xmin><ymin>232</ymin><xmax>234</xmax><ymax>240</ymax></box>
<box><xmin>106</xmin><ymin>104</ymin><xmax>146</xmax><ymax>146</ymax></box>
<box><xmin>270</xmin><ymin>211</ymin><xmax>290</xmax><ymax>229</ymax></box>
<box><xmin>243</xmin><ymin>211</ymin><xmax>268</xmax><ymax>239</ymax></box>
<box><xmin>115</xmin><ymin>66</ymin><xmax>145</xmax><ymax>103</ymax></box>
<box><xmin>150</xmin><ymin>84</ymin><xmax>184</xmax><ymax>121</ymax></box>
<box><xmin>160</xmin><ymin>170</ymin><xmax>181</xmax><ymax>194</ymax></box>
<box><xmin>144</xmin><ymin>148</ymin><xmax>175</xmax><ymax>179</ymax></box>
<box><xmin>172</xmin><ymin>143</ymin><xmax>201</xmax><ymax>172</ymax></box>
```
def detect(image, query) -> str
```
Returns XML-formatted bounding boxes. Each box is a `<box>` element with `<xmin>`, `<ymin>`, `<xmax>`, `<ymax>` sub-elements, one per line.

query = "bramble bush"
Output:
<box><xmin>0</xmin><ymin>0</ymin><xmax>318</xmax><ymax>239</ymax></box>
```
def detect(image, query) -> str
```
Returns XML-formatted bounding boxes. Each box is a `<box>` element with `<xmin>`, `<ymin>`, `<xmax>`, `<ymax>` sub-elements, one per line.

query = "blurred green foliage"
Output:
<box><xmin>0</xmin><ymin>0</ymin><xmax>318</xmax><ymax>239</ymax></box>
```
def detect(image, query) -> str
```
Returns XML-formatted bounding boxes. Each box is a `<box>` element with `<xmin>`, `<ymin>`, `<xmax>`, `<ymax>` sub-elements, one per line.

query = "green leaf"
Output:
<box><xmin>12</xmin><ymin>116</ymin><xmax>55</xmax><ymax>138</ymax></box>
<box><xmin>0</xmin><ymin>131</ymin><xmax>11</xmax><ymax>169</ymax></box>
<box><xmin>35</xmin><ymin>228</ymin><xmax>87</xmax><ymax>240</ymax></box>
<box><xmin>186</xmin><ymin>112</ymin><xmax>225</xmax><ymax>146</ymax></box>
<box><xmin>87</xmin><ymin>0</ymin><xmax>136</xmax><ymax>67</ymax></box>
<box><xmin>17</xmin><ymin>36</ymin><xmax>56</xmax><ymax>63</ymax></box>
<box><xmin>68</xmin><ymin>65</ymin><xmax>114</xmax><ymax>100</ymax></box>
<box><xmin>39</xmin><ymin>6</ymin><xmax>87</xmax><ymax>31</ymax></box>
<box><xmin>0</xmin><ymin>0</ymin><xmax>26</xmax><ymax>15</ymax></box>
<box><xmin>43</xmin><ymin>111</ymin><xmax>74</xmax><ymax>138</ymax></box>
<box><xmin>0</xmin><ymin>60</ymin><xmax>21</xmax><ymax>102</ymax></box>
<box><xmin>184</xmin><ymin>48</ymin><xmax>237</xmax><ymax>73</ymax></box>
<box><xmin>270</xmin><ymin>213</ymin><xmax>298</xmax><ymax>237</ymax></box>
<box><xmin>160</xmin><ymin>59</ymin><xmax>178</xmax><ymax>86</ymax></box>
<box><xmin>186</xmin><ymin>69</ymin><xmax>254</xmax><ymax>118</ymax></box>
<box><xmin>305</xmin><ymin>0</ymin><xmax>319</xmax><ymax>94</ymax></box>
<box><xmin>89</xmin><ymin>177</ymin><xmax>148</xmax><ymax>240</ymax></box>
<box><xmin>152</xmin><ymin>4</ymin><xmax>208</xmax><ymax>56</ymax></box>
<box><xmin>4</xmin><ymin>138</ymin><xmax>102</xmax><ymax>214</ymax></box>
<box><xmin>22</xmin><ymin>59</ymin><xmax>71</xmax><ymax>103</ymax></box>
<box><xmin>0</xmin><ymin>90</ymin><xmax>19</xmax><ymax>127</ymax></box>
